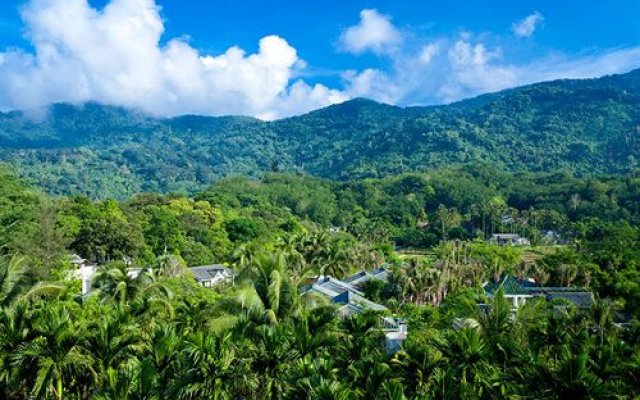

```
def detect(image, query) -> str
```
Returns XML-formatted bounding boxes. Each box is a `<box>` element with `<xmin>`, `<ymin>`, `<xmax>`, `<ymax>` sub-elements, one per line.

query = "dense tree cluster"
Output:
<box><xmin>0</xmin><ymin>166</ymin><xmax>639</xmax><ymax>398</ymax></box>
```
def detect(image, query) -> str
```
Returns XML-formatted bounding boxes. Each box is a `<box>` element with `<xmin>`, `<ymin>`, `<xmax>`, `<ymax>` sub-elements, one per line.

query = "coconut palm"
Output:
<box><xmin>436</xmin><ymin>327</ymin><xmax>500</xmax><ymax>399</ymax></box>
<box><xmin>250</xmin><ymin>323</ymin><xmax>298</xmax><ymax>400</ymax></box>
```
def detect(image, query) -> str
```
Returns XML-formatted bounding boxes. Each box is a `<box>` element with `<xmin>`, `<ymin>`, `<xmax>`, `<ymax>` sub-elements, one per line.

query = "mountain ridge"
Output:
<box><xmin>0</xmin><ymin>68</ymin><xmax>639</xmax><ymax>198</ymax></box>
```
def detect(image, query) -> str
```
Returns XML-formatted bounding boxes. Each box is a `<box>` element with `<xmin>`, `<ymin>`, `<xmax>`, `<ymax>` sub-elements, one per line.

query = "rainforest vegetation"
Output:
<box><xmin>1</xmin><ymin>164</ymin><xmax>639</xmax><ymax>399</ymax></box>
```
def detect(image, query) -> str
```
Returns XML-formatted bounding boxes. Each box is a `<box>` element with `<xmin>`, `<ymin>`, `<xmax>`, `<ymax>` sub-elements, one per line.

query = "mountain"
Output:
<box><xmin>1</xmin><ymin>69</ymin><xmax>639</xmax><ymax>198</ymax></box>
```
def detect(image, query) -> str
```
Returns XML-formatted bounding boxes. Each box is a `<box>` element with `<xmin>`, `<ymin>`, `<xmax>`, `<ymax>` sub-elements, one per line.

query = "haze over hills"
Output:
<box><xmin>0</xmin><ymin>69</ymin><xmax>639</xmax><ymax>198</ymax></box>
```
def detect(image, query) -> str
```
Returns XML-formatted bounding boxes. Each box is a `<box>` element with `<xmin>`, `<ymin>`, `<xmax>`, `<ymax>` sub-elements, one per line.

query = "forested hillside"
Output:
<box><xmin>0</xmin><ymin>69</ymin><xmax>639</xmax><ymax>198</ymax></box>
<box><xmin>1</xmin><ymin>166</ymin><xmax>639</xmax><ymax>398</ymax></box>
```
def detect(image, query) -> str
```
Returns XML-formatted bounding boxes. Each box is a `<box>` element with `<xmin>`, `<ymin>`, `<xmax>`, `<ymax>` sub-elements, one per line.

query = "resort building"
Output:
<box><xmin>483</xmin><ymin>275</ymin><xmax>594</xmax><ymax>309</ymax></box>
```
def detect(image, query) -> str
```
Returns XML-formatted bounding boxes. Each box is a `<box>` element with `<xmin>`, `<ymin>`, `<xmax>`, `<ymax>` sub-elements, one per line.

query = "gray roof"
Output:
<box><xmin>343</xmin><ymin>265</ymin><xmax>391</xmax><ymax>287</ymax></box>
<box><xmin>332</xmin><ymin>291</ymin><xmax>387</xmax><ymax>312</ymax></box>
<box><xmin>542</xmin><ymin>291</ymin><xmax>594</xmax><ymax>308</ymax></box>
<box><xmin>301</xmin><ymin>274</ymin><xmax>388</xmax><ymax>315</ymax></box>
<box><xmin>308</xmin><ymin>277</ymin><xmax>363</xmax><ymax>297</ymax></box>
<box><xmin>189</xmin><ymin>265</ymin><xmax>233</xmax><ymax>282</ymax></box>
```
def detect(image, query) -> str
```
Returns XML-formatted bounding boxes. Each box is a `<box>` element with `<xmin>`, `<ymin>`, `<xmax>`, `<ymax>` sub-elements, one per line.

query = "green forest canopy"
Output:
<box><xmin>0</xmin><ymin>68</ymin><xmax>638</xmax><ymax>198</ymax></box>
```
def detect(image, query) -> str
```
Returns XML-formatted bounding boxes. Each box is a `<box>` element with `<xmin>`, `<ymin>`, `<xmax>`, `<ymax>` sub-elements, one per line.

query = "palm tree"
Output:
<box><xmin>590</xmin><ymin>299</ymin><xmax>621</xmax><ymax>346</ymax></box>
<box><xmin>0</xmin><ymin>255</ymin><xmax>27</xmax><ymax>307</ymax></box>
<box><xmin>378</xmin><ymin>380</ymin><xmax>407</xmax><ymax>400</ymax></box>
<box><xmin>250</xmin><ymin>323</ymin><xmax>298</xmax><ymax>400</ymax></box>
<box><xmin>215</xmin><ymin>251</ymin><xmax>299</xmax><ymax>328</ymax></box>
<box><xmin>93</xmin><ymin>262</ymin><xmax>145</xmax><ymax>305</ymax></box>
<box><xmin>85</xmin><ymin>310</ymin><xmax>142</xmax><ymax>380</ymax></box>
<box><xmin>169</xmin><ymin>332</ymin><xmax>253</xmax><ymax>400</ymax></box>
<box><xmin>92</xmin><ymin>358</ymin><xmax>157</xmax><ymax>400</ymax></box>
<box><xmin>290</xmin><ymin>311</ymin><xmax>338</xmax><ymax>359</ymax></box>
<box><xmin>306</xmin><ymin>378</ymin><xmax>358</xmax><ymax>400</ymax></box>
<box><xmin>276</xmin><ymin>234</ymin><xmax>307</xmax><ymax>280</ymax></box>
<box><xmin>0</xmin><ymin>255</ymin><xmax>63</xmax><ymax>306</ymax></box>
<box><xmin>436</xmin><ymin>205</ymin><xmax>461</xmax><ymax>240</ymax></box>
<box><xmin>551</xmin><ymin>346</ymin><xmax>607</xmax><ymax>399</ymax></box>
<box><xmin>92</xmin><ymin>262</ymin><xmax>171</xmax><ymax>306</ymax></box>
<box><xmin>558</xmin><ymin>263</ymin><xmax>579</xmax><ymax>287</ymax></box>
<box><xmin>154</xmin><ymin>254</ymin><xmax>187</xmax><ymax>277</ymax></box>
<box><xmin>436</xmin><ymin>327</ymin><xmax>500</xmax><ymax>399</ymax></box>
<box><xmin>318</xmin><ymin>241</ymin><xmax>349</xmax><ymax>279</ymax></box>
<box><xmin>14</xmin><ymin>306</ymin><xmax>95</xmax><ymax>400</ymax></box>
<box><xmin>0</xmin><ymin>302</ymin><xmax>31</xmax><ymax>398</ymax></box>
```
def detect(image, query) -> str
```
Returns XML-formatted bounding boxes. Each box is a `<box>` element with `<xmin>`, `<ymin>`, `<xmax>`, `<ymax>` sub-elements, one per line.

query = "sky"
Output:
<box><xmin>0</xmin><ymin>0</ymin><xmax>638</xmax><ymax>119</ymax></box>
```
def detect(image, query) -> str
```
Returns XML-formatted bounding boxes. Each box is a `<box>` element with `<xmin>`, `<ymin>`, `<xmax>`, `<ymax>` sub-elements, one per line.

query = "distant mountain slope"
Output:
<box><xmin>1</xmin><ymin>69</ymin><xmax>639</xmax><ymax>198</ymax></box>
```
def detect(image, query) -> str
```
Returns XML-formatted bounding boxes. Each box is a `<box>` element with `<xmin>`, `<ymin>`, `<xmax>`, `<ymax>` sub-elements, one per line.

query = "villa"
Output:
<box><xmin>301</xmin><ymin>266</ymin><xmax>408</xmax><ymax>352</ymax></box>
<box><xmin>483</xmin><ymin>275</ymin><xmax>594</xmax><ymax>309</ymax></box>
<box><xmin>188</xmin><ymin>264</ymin><xmax>234</xmax><ymax>287</ymax></box>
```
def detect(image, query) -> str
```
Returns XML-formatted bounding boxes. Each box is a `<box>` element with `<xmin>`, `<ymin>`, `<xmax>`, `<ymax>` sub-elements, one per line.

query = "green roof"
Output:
<box><xmin>484</xmin><ymin>275</ymin><xmax>591</xmax><ymax>298</ymax></box>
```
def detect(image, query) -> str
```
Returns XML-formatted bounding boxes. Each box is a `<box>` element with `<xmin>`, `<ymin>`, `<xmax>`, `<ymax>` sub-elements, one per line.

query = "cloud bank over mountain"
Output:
<box><xmin>0</xmin><ymin>0</ymin><xmax>638</xmax><ymax>119</ymax></box>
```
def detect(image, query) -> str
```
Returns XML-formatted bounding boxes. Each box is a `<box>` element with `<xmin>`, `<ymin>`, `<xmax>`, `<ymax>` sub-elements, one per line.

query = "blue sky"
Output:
<box><xmin>0</xmin><ymin>0</ymin><xmax>638</xmax><ymax>118</ymax></box>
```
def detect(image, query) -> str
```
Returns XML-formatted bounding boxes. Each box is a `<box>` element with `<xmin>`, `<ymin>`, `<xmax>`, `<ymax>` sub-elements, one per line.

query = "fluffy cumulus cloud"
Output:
<box><xmin>0</xmin><ymin>0</ymin><xmax>348</xmax><ymax>119</ymax></box>
<box><xmin>339</xmin><ymin>9</ymin><xmax>402</xmax><ymax>55</ymax></box>
<box><xmin>512</xmin><ymin>11</ymin><xmax>544</xmax><ymax>38</ymax></box>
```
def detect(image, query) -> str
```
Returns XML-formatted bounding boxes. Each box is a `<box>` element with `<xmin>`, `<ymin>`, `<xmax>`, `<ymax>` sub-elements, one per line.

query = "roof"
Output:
<box><xmin>189</xmin><ymin>265</ymin><xmax>233</xmax><ymax>282</ymax></box>
<box><xmin>308</xmin><ymin>277</ymin><xmax>363</xmax><ymax>297</ymax></box>
<box><xmin>491</xmin><ymin>234</ymin><xmax>523</xmax><ymax>239</ymax></box>
<box><xmin>542</xmin><ymin>291</ymin><xmax>594</xmax><ymax>308</ymax></box>
<box><xmin>69</xmin><ymin>254</ymin><xmax>87</xmax><ymax>265</ymax></box>
<box><xmin>484</xmin><ymin>276</ymin><xmax>540</xmax><ymax>295</ymax></box>
<box><xmin>332</xmin><ymin>291</ymin><xmax>387</xmax><ymax>312</ymax></box>
<box><xmin>484</xmin><ymin>275</ymin><xmax>593</xmax><ymax>307</ymax></box>
<box><xmin>343</xmin><ymin>265</ymin><xmax>391</xmax><ymax>287</ymax></box>
<box><xmin>371</xmin><ymin>266</ymin><xmax>391</xmax><ymax>282</ymax></box>
<box><xmin>301</xmin><ymin>275</ymin><xmax>388</xmax><ymax>315</ymax></box>
<box><xmin>343</xmin><ymin>271</ymin><xmax>368</xmax><ymax>285</ymax></box>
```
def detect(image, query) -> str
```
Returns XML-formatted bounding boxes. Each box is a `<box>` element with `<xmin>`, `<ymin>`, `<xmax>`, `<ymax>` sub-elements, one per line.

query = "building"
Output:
<box><xmin>69</xmin><ymin>254</ymin><xmax>98</xmax><ymax>295</ymax></box>
<box><xmin>483</xmin><ymin>275</ymin><xmax>593</xmax><ymax>309</ymax></box>
<box><xmin>188</xmin><ymin>265</ymin><xmax>234</xmax><ymax>288</ymax></box>
<box><xmin>301</xmin><ymin>266</ymin><xmax>407</xmax><ymax>352</ymax></box>
<box><xmin>490</xmin><ymin>234</ymin><xmax>531</xmax><ymax>246</ymax></box>
<box><xmin>342</xmin><ymin>265</ymin><xmax>391</xmax><ymax>288</ymax></box>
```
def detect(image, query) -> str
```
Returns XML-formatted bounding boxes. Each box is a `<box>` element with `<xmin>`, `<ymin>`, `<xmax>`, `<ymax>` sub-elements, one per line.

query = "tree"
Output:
<box><xmin>215</xmin><ymin>251</ymin><xmax>299</xmax><ymax>327</ymax></box>
<box><xmin>436</xmin><ymin>204</ymin><xmax>461</xmax><ymax>241</ymax></box>
<box><xmin>15</xmin><ymin>306</ymin><xmax>95</xmax><ymax>400</ymax></box>
<box><xmin>72</xmin><ymin>202</ymin><xmax>145</xmax><ymax>263</ymax></box>
<box><xmin>92</xmin><ymin>262</ymin><xmax>171</xmax><ymax>306</ymax></box>
<box><xmin>169</xmin><ymin>332</ymin><xmax>252</xmax><ymax>400</ymax></box>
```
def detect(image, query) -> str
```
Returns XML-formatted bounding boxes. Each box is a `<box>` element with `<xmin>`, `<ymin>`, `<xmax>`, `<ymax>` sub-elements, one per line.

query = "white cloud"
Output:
<box><xmin>1</xmin><ymin>4</ymin><xmax>638</xmax><ymax>119</ymax></box>
<box><xmin>418</xmin><ymin>43</ymin><xmax>439</xmax><ymax>64</ymax></box>
<box><xmin>341</xmin><ymin>34</ymin><xmax>640</xmax><ymax>105</ymax></box>
<box><xmin>512</xmin><ymin>11</ymin><xmax>543</xmax><ymax>38</ymax></box>
<box><xmin>0</xmin><ymin>0</ymin><xmax>348</xmax><ymax>119</ymax></box>
<box><xmin>339</xmin><ymin>9</ymin><xmax>402</xmax><ymax>55</ymax></box>
<box><xmin>342</xmin><ymin>68</ymin><xmax>402</xmax><ymax>104</ymax></box>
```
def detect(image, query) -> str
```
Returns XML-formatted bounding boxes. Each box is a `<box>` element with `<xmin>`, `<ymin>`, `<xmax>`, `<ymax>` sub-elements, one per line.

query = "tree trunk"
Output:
<box><xmin>56</xmin><ymin>377</ymin><xmax>63</xmax><ymax>400</ymax></box>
